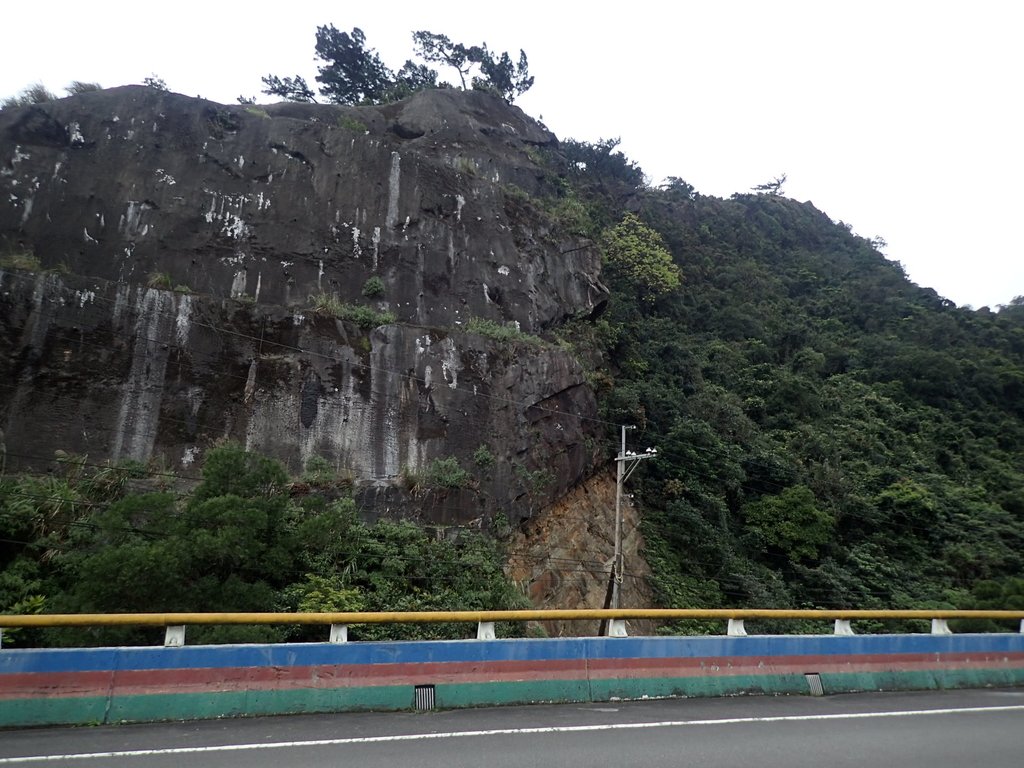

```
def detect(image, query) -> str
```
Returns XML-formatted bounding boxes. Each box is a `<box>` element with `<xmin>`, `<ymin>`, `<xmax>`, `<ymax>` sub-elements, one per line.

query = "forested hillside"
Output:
<box><xmin>549</xmin><ymin>139</ymin><xmax>1024</xmax><ymax>622</ymax></box>
<box><xmin>2</xmin><ymin>79</ymin><xmax>1022</xmax><ymax>640</ymax></box>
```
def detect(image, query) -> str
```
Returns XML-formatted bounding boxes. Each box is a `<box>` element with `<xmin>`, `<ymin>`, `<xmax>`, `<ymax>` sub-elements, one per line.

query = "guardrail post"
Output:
<box><xmin>1020</xmin><ymin>619</ymin><xmax>1024</xmax><ymax>634</ymax></box>
<box><xmin>329</xmin><ymin>624</ymin><xmax>348</xmax><ymax>643</ymax></box>
<box><xmin>605</xmin><ymin>619</ymin><xmax>628</xmax><ymax>637</ymax></box>
<box><xmin>833</xmin><ymin>619</ymin><xmax>855</xmax><ymax>636</ymax></box>
<box><xmin>931</xmin><ymin>619</ymin><xmax>952</xmax><ymax>635</ymax></box>
<box><xmin>164</xmin><ymin>625</ymin><xmax>186</xmax><ymax>647</ymax></box>
<box><xmin>476</xmin><ymin>621</ymin><xmax>496</xmax><ymax>640</ymax></box>
<box><xmin>727</xmin><ymin>619</ymin><xmax>747</xmax><ymax>637</ymax></box>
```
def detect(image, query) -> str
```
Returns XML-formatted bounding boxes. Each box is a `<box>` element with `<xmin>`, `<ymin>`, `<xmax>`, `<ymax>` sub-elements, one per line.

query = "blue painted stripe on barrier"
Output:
<box><xmin>0</xmin><ymin>638</ymin><xmax>589</xmax><ymax>674</ymax></box>
<box><xmin>3</xmin><ymin>633</ymin><xmax>1023</xmax><ymax>676</ymax></box>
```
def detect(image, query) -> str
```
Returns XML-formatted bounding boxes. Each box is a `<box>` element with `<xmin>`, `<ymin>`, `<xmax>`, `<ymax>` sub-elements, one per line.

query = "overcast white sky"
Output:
<box><xmin>2</xmin><ymin>1</ymin><xmax>1021</xmax><ymax>308</ymax></box>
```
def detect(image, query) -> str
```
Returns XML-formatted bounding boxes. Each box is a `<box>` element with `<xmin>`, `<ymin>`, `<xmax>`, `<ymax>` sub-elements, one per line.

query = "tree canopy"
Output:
<box><xmin>601</xmin><ymin>213</ymin><xmax>681</xmax><ymax>302</ymax></box>
<box><xmin>551</xmin><ymin>140</ymin><xmax>1024</xmax><ymax>622</ymax></box>
<box><xmin>263</xmin><ymin>26</ymin><xmax>533</xmax><ymax>106</ymax></box>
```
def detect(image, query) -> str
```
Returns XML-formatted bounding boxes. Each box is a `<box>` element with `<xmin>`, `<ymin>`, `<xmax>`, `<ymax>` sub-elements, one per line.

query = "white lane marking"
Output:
<box><xmin>3</xmin><ymin>705</ymin><xmax>1024</xmax><ymax>764</ymax></box>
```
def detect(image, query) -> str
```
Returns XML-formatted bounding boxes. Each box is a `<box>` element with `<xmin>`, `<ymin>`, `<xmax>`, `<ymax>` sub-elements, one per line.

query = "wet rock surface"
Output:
<box><xmin>0</xmin><ymin>269</ymin><xmax>598</xmax><ymax>525</ymax></box>
<box><xmin>0</xmin><ymin>87</ymin><xmax>606</xmax><ymax>332</ymax></box>
<box><xmin>0</xmin><ymin>88</ymin><xmax>607</xmax><ymax>526</ymax></box>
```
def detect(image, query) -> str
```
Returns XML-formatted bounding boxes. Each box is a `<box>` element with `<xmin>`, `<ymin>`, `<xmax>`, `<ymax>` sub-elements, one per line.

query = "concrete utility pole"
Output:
<box><xmin>611</xmin><ymin>425</ymin><xmax>657</xmax><ymax>609</ymax></box>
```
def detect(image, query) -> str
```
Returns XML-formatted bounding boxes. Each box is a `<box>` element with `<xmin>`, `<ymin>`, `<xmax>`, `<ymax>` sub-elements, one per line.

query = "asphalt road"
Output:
<box><xmin>3</xmin><ymin>688</ymin><xmax>1023</xmax><ymax>767</ymax></box>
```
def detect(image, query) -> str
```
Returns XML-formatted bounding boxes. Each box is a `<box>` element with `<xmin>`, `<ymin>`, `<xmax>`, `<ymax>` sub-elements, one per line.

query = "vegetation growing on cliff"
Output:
<box><xmin>309</xmin><ymin>293</ymin><xmax>395</xmax><ymax>328</ymax></box>
<box><xmin>0</xmin><ymin>444</ymin><xmax>527</xmax><ymax>646</ymax></box>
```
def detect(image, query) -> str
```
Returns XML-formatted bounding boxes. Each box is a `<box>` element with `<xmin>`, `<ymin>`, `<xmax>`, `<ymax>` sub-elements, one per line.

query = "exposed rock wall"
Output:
<box><xmin>0</xmin><ymin>87</ymin><xmax>613</xmax><ymax>527</ymax></box>
<box><xmin>0</xmin><ymin>268</ymin><xmax>597</xmax><ymax>525</ymax></box>
<box><xmin>507</xmin><ymin>473</ymin><xmax>654</xmax><ymax>635</ymax></box>
<box><xmin>0</xmin><ymin>87</ymin><xmax>606</xmax><ymax>332</ymax></box>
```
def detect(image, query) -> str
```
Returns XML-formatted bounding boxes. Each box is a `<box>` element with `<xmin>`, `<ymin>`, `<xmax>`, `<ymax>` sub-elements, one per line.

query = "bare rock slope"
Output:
<box><xmin>0</xmin><ymin>87</ymin><xmax>607</xmax><ymax>526</ymax></box>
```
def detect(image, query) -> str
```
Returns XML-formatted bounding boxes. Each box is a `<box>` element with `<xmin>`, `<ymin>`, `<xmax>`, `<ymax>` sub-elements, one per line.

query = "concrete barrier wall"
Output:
<box><xmin>2</xmin><ymin>634</ymin><xmax>1023</xmax><ymax>728</ymax></box>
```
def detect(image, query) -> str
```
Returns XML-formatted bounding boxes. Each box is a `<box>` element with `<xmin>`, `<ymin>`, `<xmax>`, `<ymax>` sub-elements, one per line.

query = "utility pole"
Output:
<box><xmin>610</xmin><ymin>425</ymin><xmax>657</xmax><ymax>609</ymax></box>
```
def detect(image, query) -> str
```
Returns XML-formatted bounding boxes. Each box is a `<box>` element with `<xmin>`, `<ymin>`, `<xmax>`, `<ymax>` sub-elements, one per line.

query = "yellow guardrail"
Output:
<box><xmin>2</xmin><ymin>608</ymin><xmax>1023</xmax><ymax>628</ymax></box>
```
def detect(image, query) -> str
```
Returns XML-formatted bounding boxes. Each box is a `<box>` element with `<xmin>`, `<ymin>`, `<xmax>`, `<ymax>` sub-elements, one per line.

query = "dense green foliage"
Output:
<box><xmin>0</xmin><ymin>445</ymin><xmax>527</xmax><ymax>646</ymax></box>
<box><xmin>552</xmin><ymin>142</ymin><xmax>1024</xmax><ymax>620</ymax></box>
<box><xmin>601</xmin><ymin>213</ymin><xmax>681</xmax><ymax>303</ymax></box>
<box><xmin>3</xmin><ymin>78</ymin><xmax>1022</xmax><ymax>632</ymax></box>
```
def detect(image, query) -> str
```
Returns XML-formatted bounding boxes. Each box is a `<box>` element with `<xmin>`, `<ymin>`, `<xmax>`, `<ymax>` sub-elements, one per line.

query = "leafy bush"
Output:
<box><xmin>361</xmin><ymin>276</ymin><xmax>385</xmax><ymax>298</ymax></box>
<box><xmin>300</xmin><ymin>456</ymin><xmax>352</xmax><ymax>488</ymax></box>
<box><xmin>502</xmin><ymin>184</ymin><xmax>530</xmax><ymax>203</ymax></box>
<box><xmin>547</xmin><ymin>192</ymin><xmax>598</xmax><ymax>237</ymax></box>
<box><xmin>338</xmin><ymin>115</ymin><xmax>368</xmax><ymax>133</ymax></box>
<box><xmin>309</xmin><ymin>293</ymin><xmax>395</xmax><ymax>328</ymax></box>
<box><xmin>465</xmin><ymin>317</ymin><xmax>542</xmax><ymax>345</ymax></box>
<box><xmin>473</xmin><ymin>445</ymin><xmax>495</xmax><ymax>468</ymax></box>
<box><xmin>0</xmin><ymin>250</ymin><xmax>42</xmax><ymax>271</ymax></box>
<box><xmin>424</xmin><ymin>457</ymin><xmax>472</xmax><ymax>489</ymax></box>
<box><xmin>147</xmin><ymin>272</ymin><xmax>173</xmax><ymax>289</ymax></box>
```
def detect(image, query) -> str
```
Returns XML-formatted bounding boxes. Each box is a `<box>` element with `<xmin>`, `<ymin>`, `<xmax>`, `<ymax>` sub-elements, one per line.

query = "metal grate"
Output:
<box><xmin>414</xmin><ymin>684</ymin><xmax>436</xmax><ymax>711</ymax></box>
<box><xmin>804</xmin><ymin>673</ymin><xmax>824</xmax><ymax>696</ymax></box>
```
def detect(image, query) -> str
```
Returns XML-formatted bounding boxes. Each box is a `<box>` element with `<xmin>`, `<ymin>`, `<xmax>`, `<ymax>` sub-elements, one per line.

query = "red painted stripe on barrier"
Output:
<box><xmin>103</xmin><ymin>659</ymin><xmax>591</xmax><ymax>697</ymax></box>
<box><xmin>587</xmin><ymin>657</ymin><xmax>1024</xmax><ymax>680</ymax></box>
<box><xmin>0</xmin><ymin>670</ymin><xmax>114</xmax><ymax>698</ymax></box>
<box><xmin>4</xmin><ymin>651</ymin><xmax>1023</xmax><ymax>700</ymax></box>
<box><xmin>585</xmin><ymin>651</ymin><xmax>1024</xmax><ymax>674</ymax></box>
<box><xmin>0</xmin><ymin>658</ymin><xmax>590</xmax><ymax>700</ymax></box>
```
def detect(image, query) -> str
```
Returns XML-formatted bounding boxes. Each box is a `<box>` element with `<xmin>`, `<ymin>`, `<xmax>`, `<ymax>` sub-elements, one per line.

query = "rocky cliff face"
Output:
<box><xmin>0</xmin><ymin>87</ymin><xmax>605</xmax><ymax>331</ymax></box>
<box><xmin>0</xmin><ymin>87</ymin><xmax>607</xmax><ymax>526</ymax></box>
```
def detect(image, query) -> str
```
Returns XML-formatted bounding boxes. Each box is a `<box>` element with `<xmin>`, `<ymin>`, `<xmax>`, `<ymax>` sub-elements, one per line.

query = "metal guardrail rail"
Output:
<box><xmin>2</xmin><ymin>608</ymin><xmax>1024</xmax><ymax>626</ymax></box>
<box><xmin>2</xmin><ymin>609</ymin><xmax>1024</xmax><ymax>646</ymax></box>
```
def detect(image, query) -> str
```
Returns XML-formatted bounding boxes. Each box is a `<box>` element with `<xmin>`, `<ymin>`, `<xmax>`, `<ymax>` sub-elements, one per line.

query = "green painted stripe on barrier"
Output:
<box><xmin>435</xmin><ymin>679</ymin><xmax>592</xmax><ymax>709</ymax></box>
<box><xmin>0</xmin><ymin>696</ymin><xmax>109</xmax><ymax>729</ymax></box>
<box><xmin>105</xmin><ymin>685</ymin><xmax>416</xmax><ymax>724</ymax></box>
<box><xmin>821</xmin><ymin>667</ymin><xmax>1024</xmax><ymax>694</ymax></box>
<box><xmin>589</xmin><ymin>673</ymin><xmax>811</xmax><ymax>701</ymax></box>
<box><xmin>6</xmin><ymin>667</ymin><xmax>1024</xmax><ymax>728</ymax></box>
<box><xmin>0</xmin><ymin>686</ymin><xmax>418</xmax><ymax>728</ymax></box>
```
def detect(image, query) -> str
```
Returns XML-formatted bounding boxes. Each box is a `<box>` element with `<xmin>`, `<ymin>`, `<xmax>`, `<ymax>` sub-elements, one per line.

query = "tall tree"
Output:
<box><xmin>261</xmin><ymin>26</ymin><xmax>534</xmax><ymax>106</ymax></box>
<box><xmin>314</xmin><ymin>25</ymin><xmax>395</xmax><ymax>105</ymax></box>
<box><xmin>412</xmin><ymin>31</ymin><xmax>533</xmax><ymax>103</ymax></box>
<box><xmin>473</xmin><ymin>48</ymin><xmax>534</xmax><ymax>103</ymax></box>
<box><xmin>412</xmin><ymin>32</ymin><xmax>482</xmax><ymax>89</ymax></box>
<box><xmin>601</xmin><ymin>212</ymin><xmax>681</xmax><ymax>303</ymax></box>
<box><xmin>390</xmin><ymin>61</ymin><xmax>440</xmax><ymax>100</ymax></box>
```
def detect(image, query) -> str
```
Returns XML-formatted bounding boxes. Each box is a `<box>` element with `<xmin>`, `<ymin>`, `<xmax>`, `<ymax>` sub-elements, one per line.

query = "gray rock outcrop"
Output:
<box><xmin>0</xmin><ymin>87</ymin><xmax>607</xmax><ymax>525</ymax></box>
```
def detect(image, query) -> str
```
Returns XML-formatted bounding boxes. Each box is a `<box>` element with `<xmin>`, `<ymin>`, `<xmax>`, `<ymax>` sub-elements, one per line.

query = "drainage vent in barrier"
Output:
<box><xmin>804</xmin><ymin>673</ymin><xmax>824</xmax><ymax>696</ymax></box>
<box><xmin>415</xmin><ymin>684</ymin><xmax>436</xmax><ymax>711</ymax></box>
